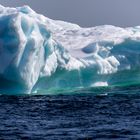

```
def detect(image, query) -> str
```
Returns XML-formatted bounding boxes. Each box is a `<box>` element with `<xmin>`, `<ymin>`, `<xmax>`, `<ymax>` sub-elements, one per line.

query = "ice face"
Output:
<box><xmin>0</xmin><ymin>5</ymin><xmax>140</xmax><ymax>94</ymax></box>
<box><xmin>0</xmin><ymin>5</ymin><xmax>83</xmax><ymax>93</ymax></box>
<box><xmin>0</xmin><ymin>7</ymin><xmax>46</xmax><ymax>93</ymax></box>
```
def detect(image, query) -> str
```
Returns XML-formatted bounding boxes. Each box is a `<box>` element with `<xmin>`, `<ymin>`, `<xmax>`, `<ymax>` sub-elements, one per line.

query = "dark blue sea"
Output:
<box><xmin>0</xmin><ymin>86</ymin><xmax>140</xmax><ymax>139</ymax></box>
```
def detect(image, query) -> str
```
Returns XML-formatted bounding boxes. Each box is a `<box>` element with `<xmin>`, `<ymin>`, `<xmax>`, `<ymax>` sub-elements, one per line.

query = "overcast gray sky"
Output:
<box><xmin>0</xmin><ymin>0</ymin><xmax>140</xmax><ymax>27</ymax></box>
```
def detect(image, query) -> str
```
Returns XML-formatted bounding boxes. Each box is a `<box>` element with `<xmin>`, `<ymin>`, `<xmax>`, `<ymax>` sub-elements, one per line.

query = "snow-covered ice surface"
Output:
<box><xmin>0</xmin><ymin>5</ymin><xmax>140</xmax><ymax>94</ymax></box>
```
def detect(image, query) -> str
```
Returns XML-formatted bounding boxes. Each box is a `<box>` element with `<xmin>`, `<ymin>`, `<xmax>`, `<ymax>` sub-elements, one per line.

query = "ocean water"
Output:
<box><xmin>0</xmin><ymin>86</ymin><xmax>140</xmax><ymax>139</ymax></box>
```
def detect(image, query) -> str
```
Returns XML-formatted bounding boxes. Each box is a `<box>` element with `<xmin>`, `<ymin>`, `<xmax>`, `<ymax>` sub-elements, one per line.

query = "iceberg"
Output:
<box><xmin>0</xmin><ymin>5</ymin><xmax>140</xmax><ymax>94</ymax></box>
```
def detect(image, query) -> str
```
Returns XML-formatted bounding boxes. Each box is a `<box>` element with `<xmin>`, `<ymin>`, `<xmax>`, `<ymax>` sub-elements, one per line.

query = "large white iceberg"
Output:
<box><xmin>0</xmin><ymin>5</ymin><xmax>140</xmax><ymax>94</ymax></box>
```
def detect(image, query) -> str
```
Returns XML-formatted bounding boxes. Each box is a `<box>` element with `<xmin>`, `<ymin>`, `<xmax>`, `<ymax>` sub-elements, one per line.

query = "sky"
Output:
<box><xmin>0</xmin><ymin>0</ymin><xmax>140</xmax><ymax>27</ymax></box>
